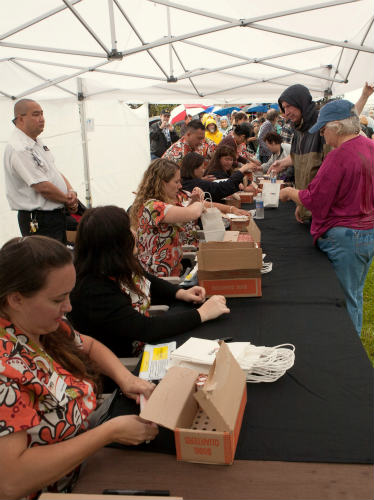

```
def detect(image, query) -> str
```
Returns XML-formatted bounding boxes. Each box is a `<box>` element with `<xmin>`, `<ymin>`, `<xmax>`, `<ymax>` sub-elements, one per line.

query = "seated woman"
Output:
<box><xmin>181</xmin><ymin>151</ymin><xmax>254</xmax><ymax>203</ymax></box>
<box><xmin>132</xmin><ymin>158</ymin><xmax>204</xmax><ymax>277</ymax></box>
<box><xmin>205</xmin><ymin>145</ymin><xmax>237</xmax><ymax>179</ymax></box>
<box><xmin>69</xmin><ymin>205</ymin><xmax>229</xmax><ymax>357</ymax></box>
<box><xmin>0</xmin><ymin>235</ymin><xmax>158</xmax><ymax>500</ymax></box>
<box><xmin>205</xmin><ymin>146</ymin><xmax>257</xmax><ymax>193</ymax></box>
<box><xmin>219</xmin><ymin>122</ymin><xmax>257</xmax><ymax>166</ymax></box>
<box><xmin>279</xmin><ymin>100</ymin><xmax>374</xmax><ymax>335</ymax></box>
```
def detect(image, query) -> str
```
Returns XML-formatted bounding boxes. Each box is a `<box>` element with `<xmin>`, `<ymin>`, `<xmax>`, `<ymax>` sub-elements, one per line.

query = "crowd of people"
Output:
<box><xmin>1</xmin><ymin>82</ymin><xmax>373</xmax><ymax>499</ymax></box>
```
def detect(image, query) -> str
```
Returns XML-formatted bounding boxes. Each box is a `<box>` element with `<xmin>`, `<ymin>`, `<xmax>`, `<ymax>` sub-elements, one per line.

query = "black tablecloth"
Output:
<box><xmin>108</xmin><ymin>202</ymin><xmax>373</xmax><ymax>464</ymax></box>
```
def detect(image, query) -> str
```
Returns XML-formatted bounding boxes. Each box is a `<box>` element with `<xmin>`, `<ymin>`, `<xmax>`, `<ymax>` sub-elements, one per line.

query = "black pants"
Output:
<box><xmin>18</xmin><ymin>209</ymin><xmax>67</xmax><ymax>244</ymax></box>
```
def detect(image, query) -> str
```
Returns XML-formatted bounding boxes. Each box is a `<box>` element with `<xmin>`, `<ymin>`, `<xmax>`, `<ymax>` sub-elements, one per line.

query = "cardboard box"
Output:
<box><xmin>229</xmin><ymin>217</ymin><xmax>251</xmax><ymax>232</ymax></box>
<box><xmin>197</xmin><ymin>219</ymin><xmax>262</xmax><ymax>297</ymax></box>
<box><xmin>223</xmin><ymin>196</ymin><xmax>241</xmax><ymax>208</ymax></box>
<box><xmin>237</xmin><ymin>192</ymin><xmax>254</xmax><ymax>204</ymax></box>
<box><xmin>140</xmin><ymin>342</ymin><xmax>247</xmax><ymax>465</ymax></box>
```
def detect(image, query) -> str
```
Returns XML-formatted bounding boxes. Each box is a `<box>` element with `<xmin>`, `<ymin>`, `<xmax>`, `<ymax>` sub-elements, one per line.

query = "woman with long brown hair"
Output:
<box><xmin>205</xmin><ymin>145</ymin><xmax>237</xmax><ymax>178</ymax></box>
<box><xmin>69</xmin><ymin>206</ymin><xmax>229</xmax><ymax>358</ymax></box>
<box><xmin>131</xmin><ymin>158</ymin><xmax>204</xmax><ymax>277</ymax></box>
<box><xmin>0</xmin><ymin>236</ymin><xmax>158</xmax><ymax>499</ymax></box>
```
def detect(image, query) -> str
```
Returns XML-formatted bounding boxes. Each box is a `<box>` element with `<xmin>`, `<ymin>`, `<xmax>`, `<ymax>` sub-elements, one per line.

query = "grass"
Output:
<box><xmin>362</xmin><ymin>260</ymin><xmax>374</xmax><ymax>365</ymax></box>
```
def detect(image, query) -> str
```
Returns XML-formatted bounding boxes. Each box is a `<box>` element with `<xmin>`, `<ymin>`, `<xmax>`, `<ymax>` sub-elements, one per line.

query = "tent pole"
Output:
<box><xmin>166</xmin><ymin>7</ymin><xmax>174</xmax><ymax>79</ymax></box>
<box><xmin>0</xmin><ymin>0</ymin><xmax>82</xmax><ymax>41</ymax></box>
<box><xmin>77</xmin><ymin>78</ymin><xmax>92</xmax><ymax>208</ymax></box>
<box><xmin>107</xmin><ymin>0</ymin><xmax>118</xmax><ymax>52</ymax></box>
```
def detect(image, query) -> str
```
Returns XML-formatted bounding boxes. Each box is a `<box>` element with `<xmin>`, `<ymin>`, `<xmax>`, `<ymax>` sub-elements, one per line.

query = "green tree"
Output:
<box><xmin>149</xmin><ymin>104</ymin><xmax>178</xmax><ymax>117</ymax></box>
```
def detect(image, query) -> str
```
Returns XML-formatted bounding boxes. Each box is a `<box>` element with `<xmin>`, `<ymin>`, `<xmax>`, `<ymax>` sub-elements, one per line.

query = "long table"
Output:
<box><xmin>73</xmin><ymin>202</ymin><xmax>373</xmax><ymax>498</ymax></box>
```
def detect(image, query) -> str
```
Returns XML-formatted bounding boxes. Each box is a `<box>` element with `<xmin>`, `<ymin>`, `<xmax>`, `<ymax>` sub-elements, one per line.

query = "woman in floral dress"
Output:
<box><xmin>0</xmin><ymin>236</ymin><xmax>157</xmax><ymax>499</ymax></box>
<box><xmin>131</xmin><ymin>159</ymin><xmax>204</xmax><ymax>277</ymax></box>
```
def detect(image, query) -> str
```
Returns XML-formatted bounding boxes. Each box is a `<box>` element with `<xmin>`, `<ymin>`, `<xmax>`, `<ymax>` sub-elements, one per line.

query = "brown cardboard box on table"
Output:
<box><xmin>229</xmin><ymin>216</ymin><xmax>251</xmax><ymax>232</ymax></box>
<box><xmin>223</xmin><ymin>195</ymin><xmax>241</xmax><ymax>208</ymax></box>
<box><xmin>198</xmin><ymin>218</ymin><xmax>262</xmax><ymax>297</ymax></box>
<box><xmin>237</xmin><ymin>192</ymin><xmax>254</xmax><ymax>204</ymax></box>
<box><xmin>140</xmin><ymin>342</ymin><xmax>247</xmax><ymax>465</ymax></box>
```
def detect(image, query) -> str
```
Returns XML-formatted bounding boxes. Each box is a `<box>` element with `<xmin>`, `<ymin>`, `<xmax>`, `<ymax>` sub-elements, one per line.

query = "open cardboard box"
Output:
<box><xmin>197</xmin><ymin>219</ymin><xmax>262</xmax><ymax>297</ymax></box>
<box><xmin>223</xmin><ymin>195</ymin><xmax>241</xmax><ymax>208</ymax></box>
<box><xmin>140</xmin><ymin>342</ymin><xmax>247</xmax><ymax>465</ymax></box>
<box><xmin>237</xmin><ymin>192</ymin><xmax>254</xmax><ymax>204</ymax></box>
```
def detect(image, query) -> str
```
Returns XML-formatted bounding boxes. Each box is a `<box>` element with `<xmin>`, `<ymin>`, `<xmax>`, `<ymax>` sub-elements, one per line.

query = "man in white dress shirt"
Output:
<box><xmin>3</xmin><ymin>99</ymin><xmax>78</xmax><ymax>243</ymax></box>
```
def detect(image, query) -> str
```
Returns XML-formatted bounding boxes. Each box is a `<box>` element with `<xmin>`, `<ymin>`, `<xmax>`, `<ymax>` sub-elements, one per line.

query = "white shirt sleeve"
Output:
<box><xmin>10</xmin><ymin>149</ymin><xmax>49</xmax><ymax>187</ymax></box>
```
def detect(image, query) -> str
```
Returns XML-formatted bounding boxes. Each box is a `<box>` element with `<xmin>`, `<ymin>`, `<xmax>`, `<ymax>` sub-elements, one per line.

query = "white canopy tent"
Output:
<box><xmin>0</xmin><ymin>0</ymin><xmax>373</xmax><ymax>244</ymax></box>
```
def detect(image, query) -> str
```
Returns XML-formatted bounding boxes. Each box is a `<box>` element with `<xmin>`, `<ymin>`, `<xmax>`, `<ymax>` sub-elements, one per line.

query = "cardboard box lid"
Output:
<box><xmin>198</xmin><ymin>241</ymin><xmax>262</xmax><ymax>271</ymax></box>
<box><xmin>247</xmin><ymin>218</ymin><xmax>261</xmax><ymax>243</ymax></box>
<box><xmin>194</xmin><ymin>342</ymin><xmax>246</xmax><ymax>433</ymax></box>
<box><xmin>140</xmin><ymin>344</ymin><xmax>246</xmax><ymax>434</ymax></box>
<box><xmin>223</xmin><ymin>231</ymin><xmax>239</xmax><ymax>241</ymax></box>
<box><xmin>140</xmin><ymin>366</ymin><xmax>199</xmax><ymax>431</ymax></box>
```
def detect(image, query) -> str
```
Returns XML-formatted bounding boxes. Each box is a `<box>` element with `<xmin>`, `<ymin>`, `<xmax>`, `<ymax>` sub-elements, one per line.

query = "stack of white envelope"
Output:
<box><xmin>169</xmin><ymin>337</ymin><xmax>295</xmax><ymax>383</ymax></box>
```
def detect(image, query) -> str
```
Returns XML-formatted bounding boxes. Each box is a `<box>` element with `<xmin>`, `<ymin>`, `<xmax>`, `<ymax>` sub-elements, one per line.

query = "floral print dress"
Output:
<box><xmin>0</xmin><ymin>317</ymin><xmax>96</xmax><ymax>446</ymax></box>
<box><xmin>137</xmin><ymin>199</ymin><xmax>184</xmax><ymax>277</ymax></box>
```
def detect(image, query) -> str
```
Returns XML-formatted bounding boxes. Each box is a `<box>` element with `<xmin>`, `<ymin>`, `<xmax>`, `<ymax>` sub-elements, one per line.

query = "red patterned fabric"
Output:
<box><xmin>162</xmin><ymin>135</ymin><xmax>216</xmax><ymax>166</ymax></box>
<box><xmin>0</xmin><ymin>317</ymin><xmax>97</xmax><ymax>447</ymax></box>
<box><xmin>136</xmin><ymin>199</ymin><xmax>184</xmax><ymax>277</ymax></box>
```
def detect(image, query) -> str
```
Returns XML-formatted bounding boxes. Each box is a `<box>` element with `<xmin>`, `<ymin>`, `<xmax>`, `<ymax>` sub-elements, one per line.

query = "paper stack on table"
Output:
<box><xmin>168</xmin><ymin>337</ymin><xmax>295</xmax><ymax>383</ymax></box>
<box><xmin>169</xmin><ymin>337</ymin><xmax>257</xmax><ymax>374</ymax></box>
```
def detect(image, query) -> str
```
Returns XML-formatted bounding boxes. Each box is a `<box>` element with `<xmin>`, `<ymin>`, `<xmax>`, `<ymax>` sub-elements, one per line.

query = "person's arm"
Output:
<box><xmin>70</xmin><ymin>277</ymin><xmax>202</xmax><ymax>349</ymax></box>
<box><xmin>80</xmin><ymin>334</ymin><xmax>154</xmax><ymax>402</ymax></box>
<box><xmin>163</xmin><ymin>201</ymin><xmax>204</xmax><ymax>223</ymax></box>
<box><xmin>267</xmin><ymin>154</ymin><xmax>293</xmax><ymax>174</ymax></box>
<box><xmin>0</xmin><ymin>412</ymin><xmax>157</xmax><ymax>500</ymax></box>
<box><xmin>355</xmin><ymin>82</ymin><xmax>374</xmax><ymax>115</ymax></box>
<box><xmin>188</xmin><ymin>171</ymin><xmax>245</xmax><ymax>203</ymax></box>
<box><xmin>208</xmin><ymin>200</ymin><xmax>250</xmax><ymax>216</ymax></box>
<box><xmin>279</xmin><ymin>186</ymin><xmax>301</xmax><ymax>204</ymax></box>
<box><xmin>32</xmin><ymin>181</ymin><xmax>70</xmax><ymax>204</ymax></box>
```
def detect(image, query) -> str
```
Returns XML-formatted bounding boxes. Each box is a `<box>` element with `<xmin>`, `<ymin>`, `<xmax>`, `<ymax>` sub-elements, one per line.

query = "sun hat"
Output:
<box><xmin>309</xmin><ymin>99</ymin><xmax>356</xmax><ymax>133</ymax></box>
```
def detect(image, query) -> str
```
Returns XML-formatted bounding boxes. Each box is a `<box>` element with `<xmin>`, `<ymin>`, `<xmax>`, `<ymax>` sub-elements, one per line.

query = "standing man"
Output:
<box><xmin>3</xmin><ymin>99</ymin><xmax>78</xmax><ymax>243</ymax></box>
<box><xmin>257</xmin><ymin>109</ymin><xmax>279</xmax><ymax>163</ymax></box>
<box><xmin>149</xmin><ymin>109</ymin><xmax>179</xmax><ymax>160</ymax></box>
<box><xmin>268</xmin><ymin>82</ymin><xmax>374</xmax><ymax>222</ymax></box>
<box><xmin>163</xmin><ymin>119</ymin><xmax>216</xmax><ymax>166</ymax></box>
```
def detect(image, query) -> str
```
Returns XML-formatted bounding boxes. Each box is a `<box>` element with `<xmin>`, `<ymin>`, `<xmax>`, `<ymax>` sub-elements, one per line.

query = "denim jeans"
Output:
<box><xmin>317</xmin><ymin>226</ymin><xmax>374</xmax><ymax>335</ymax></box>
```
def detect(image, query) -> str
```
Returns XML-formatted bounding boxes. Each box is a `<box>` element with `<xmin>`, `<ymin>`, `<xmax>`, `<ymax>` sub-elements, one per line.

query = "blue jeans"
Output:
<box><xmin>317</xmin><ymin>226</ymin><xmax>374</xmax><ymax>335</ymax></box>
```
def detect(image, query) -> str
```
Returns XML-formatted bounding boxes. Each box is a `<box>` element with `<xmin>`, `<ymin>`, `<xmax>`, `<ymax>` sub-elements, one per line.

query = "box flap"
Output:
<box><xmin>198</xmin><ymin>242</ymin><xmax>262</xmax><ymax>271</ymax></box>
<box><xmin>223</xmin><ymin>231</ymin><xmax>239</xmax><ymax>242</ymax></box>
<box><xmin>194</xmin><ymin>342</ymin><xmax>246</xmax><ymax>432</ymax></box>
<box><xmin>247</xmin><ymin>218</ymin><xmax>261</xmax><ymax>243</ymax></box>
<box><xmin>140</xmin><ymin>366</ymin><xmax>199</xmax><ymax>430</ymax></box>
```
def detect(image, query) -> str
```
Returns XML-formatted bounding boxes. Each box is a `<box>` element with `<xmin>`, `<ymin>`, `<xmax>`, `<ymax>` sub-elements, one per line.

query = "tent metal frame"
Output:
<box><xmin>0</xmin><ymin>0</ymin><xmax>372</xmax><ymax>100</ymax></box>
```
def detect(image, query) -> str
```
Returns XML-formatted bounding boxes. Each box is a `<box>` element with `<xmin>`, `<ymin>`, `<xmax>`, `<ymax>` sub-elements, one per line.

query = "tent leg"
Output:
<box><xmin>77</xmin><ymin>77</ymin><xmax>92</xmax><ymax>208</ymax></box>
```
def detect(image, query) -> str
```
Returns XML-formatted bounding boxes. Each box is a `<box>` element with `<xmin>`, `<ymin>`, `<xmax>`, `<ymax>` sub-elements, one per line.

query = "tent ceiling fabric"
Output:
<box><xmin>0</xmin><ymin>0</ymin><xmax>373</xmax><ymax>103</ymax></box>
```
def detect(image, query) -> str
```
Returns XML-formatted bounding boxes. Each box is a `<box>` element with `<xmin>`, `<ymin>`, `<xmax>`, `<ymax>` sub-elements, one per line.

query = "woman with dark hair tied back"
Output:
<box><xmin>0</xmin><ymin>236</ymin><xmax>158</xmax><ymax>500</ymax></box>
<box><xmin>69</xmin><ymin>205</ymin><xmax>230</xmax><ymax>358</ymax></box>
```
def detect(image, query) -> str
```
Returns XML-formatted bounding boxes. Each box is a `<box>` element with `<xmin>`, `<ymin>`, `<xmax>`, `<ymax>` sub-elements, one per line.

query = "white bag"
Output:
<box><xmin>262</xmin><ymin>182</ymin><xmax>280</xmax><ymax>208</ymax></box>
<box><xmin>200</xmin><ymin>207</ymin><xmax>226</xmax><ymax>241</ymax></box>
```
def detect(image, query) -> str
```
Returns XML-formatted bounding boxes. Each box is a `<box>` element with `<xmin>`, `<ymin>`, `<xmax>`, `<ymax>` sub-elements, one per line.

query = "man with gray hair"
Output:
<box><xmin>3</xmin><ymin>98</ymin><xmax>78</xmax><ymax>243</ymax></box>
<box><xmin>257</xmin><ymin>108</ymin><xmax>279</xmax><ymax>163</ymax></box>
<box><xmin>269</xmin><ymin>82</ymin><xmax>373</xmax><ymax>222</ymax></box>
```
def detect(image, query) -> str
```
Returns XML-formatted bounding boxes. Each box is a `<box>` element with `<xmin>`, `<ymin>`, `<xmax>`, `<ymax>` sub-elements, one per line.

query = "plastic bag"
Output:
<box><xmin>200</xmin><ymin>206</ymin><xmax>226</xmax><ymax>241</ymax></box>
<box><xmin>262</xmin><ymin>182</ymin><xmax>280</xmax><ymax>208</ymax></box>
